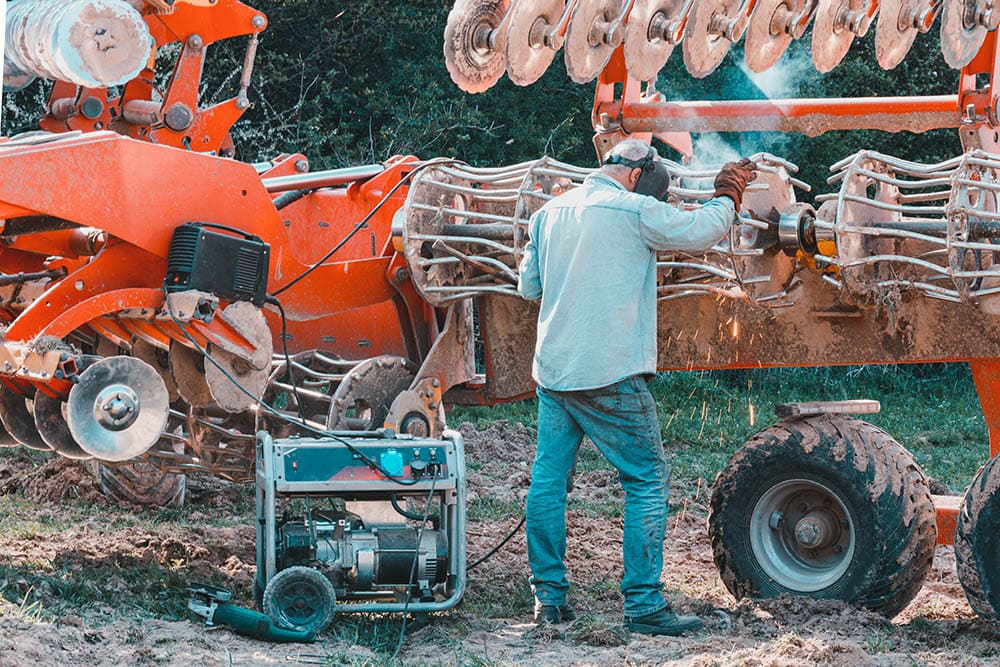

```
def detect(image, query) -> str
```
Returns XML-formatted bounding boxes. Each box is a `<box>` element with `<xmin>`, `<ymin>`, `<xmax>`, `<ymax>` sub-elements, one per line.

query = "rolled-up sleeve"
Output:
<box><xmin>518</xmin><ymin>212</ymin><xmax>543</xmax><ymax>301</ymax></box>
<box><xmin>638</xmin><ymin>196</ymin><xmax>734</xmax><ymax>252</ymax></box>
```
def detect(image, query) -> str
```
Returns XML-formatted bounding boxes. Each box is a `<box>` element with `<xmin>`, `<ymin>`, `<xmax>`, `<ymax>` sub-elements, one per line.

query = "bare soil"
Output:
<box><xmin>0</xmin><ymin>422</ymin><xmax>999</xmax><ymax>666</ymax></box>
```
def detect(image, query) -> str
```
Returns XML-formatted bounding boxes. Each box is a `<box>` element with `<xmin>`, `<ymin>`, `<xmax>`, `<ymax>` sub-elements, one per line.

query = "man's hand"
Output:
<box><xmin>713</xmin><ymin>159</ymin><xmax>756</xmax><ymax>211</ymax></box>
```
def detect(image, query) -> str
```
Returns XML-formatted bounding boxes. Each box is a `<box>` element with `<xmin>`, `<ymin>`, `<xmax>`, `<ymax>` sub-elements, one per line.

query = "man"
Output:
<box><xmin>517</xmin><ymin>139</ymin><xmax>755</xmax><ymax>636</ymax></box>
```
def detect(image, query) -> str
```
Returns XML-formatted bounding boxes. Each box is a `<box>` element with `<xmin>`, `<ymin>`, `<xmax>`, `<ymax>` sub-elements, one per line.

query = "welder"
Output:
<box><xmin>517</xmin><ymin>139</ymin><xmax>755</xmax><ymax>636</ymax></box>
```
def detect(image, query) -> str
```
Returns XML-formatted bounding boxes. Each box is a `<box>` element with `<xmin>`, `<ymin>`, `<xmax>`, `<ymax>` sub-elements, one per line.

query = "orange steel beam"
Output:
<box><xmin>933</xmin><ymin>495</ymin><xmax>961</xmax><ymax>546</ymax></box>
<box><xmin>970</xmin><ymin>360</ymin><xmax>1000</xmax><ymax>459</ymax></box>
<box><xmin>621</xmin><ymin>96</ymin><xmax>962</xmax><ymax>136</ymax></box>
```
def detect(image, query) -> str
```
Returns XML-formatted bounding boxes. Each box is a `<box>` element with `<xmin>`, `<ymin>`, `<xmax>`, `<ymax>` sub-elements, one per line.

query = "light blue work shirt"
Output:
<box><xmin>517</xmin><ymin>172</ymin><xmax>734</xmax><ymax>391</ymax></box>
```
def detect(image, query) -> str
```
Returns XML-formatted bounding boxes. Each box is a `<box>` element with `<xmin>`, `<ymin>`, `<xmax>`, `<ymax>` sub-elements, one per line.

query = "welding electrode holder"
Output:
<box><xmin>187</xmin><ymin>583</ymin><xmax>315</xmax><ymax>643</ymax></box>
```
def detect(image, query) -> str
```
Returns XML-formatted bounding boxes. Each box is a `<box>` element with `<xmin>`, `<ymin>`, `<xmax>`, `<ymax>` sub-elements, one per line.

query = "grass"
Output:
<box><xmin>454</xmin><ymin>363</ymin><xmax>989</xmax><ymax>492</ymax></box>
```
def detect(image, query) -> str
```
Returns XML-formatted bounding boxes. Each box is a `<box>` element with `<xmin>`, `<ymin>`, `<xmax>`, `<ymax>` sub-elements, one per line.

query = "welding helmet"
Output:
<box><xmin>604</xmin><ymin>146</ymin><xmax>672</xmax><ymax>200</ymax></box>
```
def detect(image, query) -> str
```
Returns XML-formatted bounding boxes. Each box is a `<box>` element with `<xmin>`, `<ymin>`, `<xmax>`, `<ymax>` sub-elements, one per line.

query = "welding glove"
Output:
<box><xmin>713</xmin><ymin>158</ymin><xmax>756</xmax><ymax>211</ymax></box>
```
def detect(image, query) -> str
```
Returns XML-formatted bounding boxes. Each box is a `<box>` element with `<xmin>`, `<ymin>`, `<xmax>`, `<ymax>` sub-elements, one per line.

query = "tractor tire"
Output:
<box><xmin>955</xmin><ymin>453</ymin><xmax>1000</xmax><ymax>620</ymax></box>
<box><xmin>96</xmin><ymin>459</ymin><xmax>186</xmax><ymax>508</ymax></box>
<box><xmin>709</xmin><ymin>414</ymin><xmax>937</xmax><ymax>617</ymax></box>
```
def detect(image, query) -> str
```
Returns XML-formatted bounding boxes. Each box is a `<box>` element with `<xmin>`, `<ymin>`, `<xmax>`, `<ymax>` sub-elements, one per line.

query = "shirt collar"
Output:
<box><xmin>586</xmin><ymin>172</ymin><xmax>627</xmax><ymax>192</ymax></box>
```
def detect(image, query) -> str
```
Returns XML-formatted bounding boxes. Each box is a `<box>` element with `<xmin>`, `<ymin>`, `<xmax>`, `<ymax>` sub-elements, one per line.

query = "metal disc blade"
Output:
<box><xmin>169</xmin><ymin>341</ymin><xmax>214</xmax><ymax>407</ymax></box>
<box><xmin>564</xmin><ymin>0</ymin><xmax>624</xmax><ymax>83</ymax></box>
<box><xmin>132</xmin><ymin>339</ymin><xmax>180</xmax><ymax>403</ymax></box>
<box><xmin>875</xmin><ymin>0</ymin><xmax>918</xmax><ymax>69</ymax></box>
<box><xmin>67</xmin><ymin>355</ymin><xmax>169</xmax><ymax>462</ymax></box>
<box><xmin>0</xmin><ymin>385</ymin><xmax>49</xmax><ymax>451</ymax></box>
<box><xmin>682</xmin><ymin>0</ymin><xmax>741</xmax><ymax>78</ymax></box>
<box><xmin>327</xmin><ymin>356</ymin><xmax>416</xmax><ymax>431</ymax></box>
<box><xmin>33</xmin><ymin>392</ymin><xmax>91</xmax><ymax>460</ymax></box>
<box><xmin>940</xmin><ymin>0</ymin><xmax>986</xmax><ymax>68</ymax></box>
<box><xmin>204</xmin><ymin>344</ymin><xmax>270</xmax><ymax>414</ymax></box>
<box><xmin>624</xmin><ymin>0</ymin><xmax>684</xmax><ymax>81</ymax></box>
<box><xmin>505</xmin><ymin>0</ymin><xmax>565</xmax><ymax>85</ymax></box>
<box><xmin>811</xmin><ymin>0</ymin><xmax>855</xmax><ymax>72</ymax></box>
<box><xmin>444</xmin><ymin>0</ymin><xmax>510</xmax><ymax>93</ymax></box>
<box><xmin>744</xmin><ymin>0</ymin><xmax>796</xmax><ymax>72</ymax></box>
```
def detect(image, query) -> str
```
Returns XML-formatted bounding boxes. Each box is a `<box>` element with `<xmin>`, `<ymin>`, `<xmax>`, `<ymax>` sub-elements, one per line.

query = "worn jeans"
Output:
<box><xmin>526</xmin><ymin>375</ymin><xmax>670</xmax><ymax>617</ymax></box>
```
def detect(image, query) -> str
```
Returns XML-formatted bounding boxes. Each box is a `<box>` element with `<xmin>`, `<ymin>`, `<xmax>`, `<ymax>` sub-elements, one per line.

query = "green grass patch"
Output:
<box><xmin>455</xmin><ymin>364</ymin><xmax>988</xmax><ymax>492</ymax></box>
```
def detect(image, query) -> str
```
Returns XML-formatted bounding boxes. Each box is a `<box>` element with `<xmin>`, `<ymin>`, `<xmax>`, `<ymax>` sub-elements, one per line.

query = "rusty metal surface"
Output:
<box><xmin>477</xmin><ymin>295</ymin><xmax>539</xmax><ymax>401</ymax></box>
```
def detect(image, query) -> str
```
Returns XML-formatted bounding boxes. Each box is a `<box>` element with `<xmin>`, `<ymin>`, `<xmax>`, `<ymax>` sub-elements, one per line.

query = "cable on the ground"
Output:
<box><xmin>467</xmin><ymin>515</ymin><xmax>526</xmax><ymax>571</ymax></box>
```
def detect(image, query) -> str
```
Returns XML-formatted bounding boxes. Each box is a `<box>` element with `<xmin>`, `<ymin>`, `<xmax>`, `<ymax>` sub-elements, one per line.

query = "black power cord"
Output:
<box><xmin>161</xmin><ymin>285</ymin><xmax>419</xmax><ymax>486</ymax></box>
<box><xmin>271</xmin><ymin>158</ymin><xmax>459</xmax><ymax>297</ymax></box>
<box><xmin>468</xmin><ymin>515</ymin><xmax>525</xmax><ymax>571</ymax></box>
<box><xmin>392</xmin><ymin>475</ymin><xmax>437</xmax><ymax>661</ymax></box>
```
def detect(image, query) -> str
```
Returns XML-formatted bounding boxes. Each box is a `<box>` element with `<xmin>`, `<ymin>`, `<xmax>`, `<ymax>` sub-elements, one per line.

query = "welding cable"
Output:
<box><xmin>263</xmin><ymin>294</ymin><xmax>306</xmax><ymax>422</ymax></box>
<box><xmin>271</xmin><ymin>158</ymin><xmax>461</xmax><ymax>297</ymax></box>
<box><xmin>467</xmin><ymin>514</ymin><xmax>526</xmax><ymax>571</ymax></box>
<box><xmin>390</xmin><ymin>494</ymin><xmax>440</xmax><ymax>523</ymax></box>
<box><xmin>392</xmin><ymin>475</ymin><xmax>438</xmax><ymax>661</ymax></box>
<box><xmin>161</xmin><ymin>285</ymin><xmax>420</xmax><ymax>486</ymax></box>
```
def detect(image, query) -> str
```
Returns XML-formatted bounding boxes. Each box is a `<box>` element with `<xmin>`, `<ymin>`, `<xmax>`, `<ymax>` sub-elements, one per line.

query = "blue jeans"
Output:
<box><xmin>526</xmin><ymin>376</ymin><xmax>670</xmax><ymax>617</ymax></box>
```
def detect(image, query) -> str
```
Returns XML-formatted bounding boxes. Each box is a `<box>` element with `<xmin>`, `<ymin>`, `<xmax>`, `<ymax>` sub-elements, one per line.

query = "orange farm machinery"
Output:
<box><xmin>2</xmin><ymin>0</ymin><xmax>1000</xmax><ymax>627</ymax></box>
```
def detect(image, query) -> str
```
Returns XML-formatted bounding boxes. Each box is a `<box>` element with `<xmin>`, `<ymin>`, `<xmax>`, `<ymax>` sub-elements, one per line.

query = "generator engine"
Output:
<box><xmin>276</xmin><ymin>509</ymin><xmax>449</xmax><ymax>596</ymax></box>
<box><xmin>255</xmin><ymin>430</ymin><xmax>466</xmax><ymax>633</ymax></box>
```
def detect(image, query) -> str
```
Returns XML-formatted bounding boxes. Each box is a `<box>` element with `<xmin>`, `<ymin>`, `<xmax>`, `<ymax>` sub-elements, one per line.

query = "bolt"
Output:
<box><xmin>429</xmin><ymin>402</ymin><xmax>438</xmax><ymax>410</ymax></box>
<box><xmin>768</xmin><ymin>511</ymin><xmax>784</xmax><ymax>529</ymax></box>
<box><xmin>431</xmin><ymin>378</ymin><xmax>440</xmax><ymax>388</ymax></box>
<box><xmin>394</xmin><ymin>267</ymin><xmax>409</xmax><ymax>282</ymax></box>
<box><xmin>187</xmin><ymin>34</ymin><xmax>204</xmax><ymax>51</ymax></box>
<box><xmin>295</xmin><ymin>159</ymin><xmax>310</xmax><ymax>173</ymax></box>
<box><xmin>252</xmin><ymin>15</ymin><xmax>266</xmax><ymax>28</ymax></box>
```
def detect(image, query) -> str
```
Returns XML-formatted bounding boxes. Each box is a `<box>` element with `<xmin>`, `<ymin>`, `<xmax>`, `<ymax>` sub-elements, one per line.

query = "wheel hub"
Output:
<box><xmin>793</xmin><ymin>507</ymin><xmax>842</xmax><ymax>549</ymax></box>
<box><xmin>750</xmin><ymin>478</ymin><xmax>855</xmax><ymax>592</ymax></box>
<box><xmin>95</xmin><ymin>385</ymin><xmax>140</xmax><ymax>431</ymax></box>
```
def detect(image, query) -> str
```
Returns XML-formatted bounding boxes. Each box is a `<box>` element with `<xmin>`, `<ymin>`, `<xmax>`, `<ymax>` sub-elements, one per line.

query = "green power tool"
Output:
<box><xmin>188</xmin><ymin>583</ymin><xmax>315</xmax><ymax>643</ymax></box>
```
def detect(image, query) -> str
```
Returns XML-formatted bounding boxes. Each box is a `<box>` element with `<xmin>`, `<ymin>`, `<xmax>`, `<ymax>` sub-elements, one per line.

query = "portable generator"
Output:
<box><xmin>254</xmin><ymin>429</ymin><xmax>466</xmax><ymax>633</ymax></box>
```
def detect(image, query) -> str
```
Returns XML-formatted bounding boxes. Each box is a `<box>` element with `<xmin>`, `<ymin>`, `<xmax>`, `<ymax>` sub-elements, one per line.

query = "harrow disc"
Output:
<box><xmin>875</xmin><ymin>0</ymin><xmax>919</xmax><ymax>70</ymax></box>
<box><xmin>444</xmin><ymin>0</ymin><xmax>510</xmax><ymax>94</ymax></box>
<box><xmin>169</xmin><ymin>341</ymin><xmax>214</xmax><ymax>407</ymax></box>
<box><xmin>940</xmin><ymin>0</ymin><xmax>986</xmax><ymax>68</ymax></box>
<box><xmin>623</xmin><ymin>0</ymin><xmax>685</xmax><ymax>81</ymax></box>
<box><xmin>33</xmin><ymin>392</ymin><xmax>91</xmax><ymax>459</ymax></box>
<box><xmin>683</xmin><ymin>0</ymin><xmax>742</xmax><ymax>78</ymax></box>
<box><xmin>505</xmin><ymin>0</ymin><xmax>565</xmax><ymax>85</ymax></box>
<box><xmin>67</xmin><ymin>355</ymin><xmax>169</xmax><ymax>462</ymax></box>
<box><xmin>205</xmin><ymin>345</ymin><xmax>271</xmax><ymax>413</ymax></box>
<box><xmin>564</xmin><ymin>0</ymin><xmax>625</xmax><ymax>83</ymax></box>
<box><xmin>0</xmin><ymin>385</ymin><xmax>49</xmax><ymax>451</ymax></box>
<box><xmin>132</xmin><ymin>339</ymin><xmax>180</xmax><ymax>403</ymax></box>
<box><xmin>811</xmin><ymin>0</ymin><xmax>856</xmax><ymax>72</ymax></box>
<box><xmin>744</xmin><ymin>0</ymin><xmax>796</xmax><ymax>72</ymax></box>
<box><xmin>327</xmin><ymin>356</ymin><xmax>417</xmax><ymax>431</ymax></box>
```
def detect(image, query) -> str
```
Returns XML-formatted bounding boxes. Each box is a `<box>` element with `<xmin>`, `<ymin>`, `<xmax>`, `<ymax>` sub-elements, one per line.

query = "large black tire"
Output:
<box><xmin>709</xmin><ymin>414</ymin><xmax>937</xmax><ymax>617</ymax></box>
<box><xmin>96</xmin><ymin>459</ymin><xmax>186</xmax><ymax>508</ymax></box>
<box><xmin>955</xmin><ymin>454</ymin><xmax>1000</xmax><ymax>620</ymax></box>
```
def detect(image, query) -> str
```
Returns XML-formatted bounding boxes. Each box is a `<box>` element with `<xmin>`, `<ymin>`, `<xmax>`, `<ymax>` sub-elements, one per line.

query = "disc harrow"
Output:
<box><xmin>444</xmin><ymin>0</ymin><xmax>992</xmax><ymax>90</ymax></box>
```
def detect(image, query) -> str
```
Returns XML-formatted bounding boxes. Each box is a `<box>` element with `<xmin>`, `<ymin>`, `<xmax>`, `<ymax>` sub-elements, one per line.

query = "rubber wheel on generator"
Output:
<box><xmin>263</xmin><ymin>566</ymin><xmax>337</xmax><ymax>634</ymax></box>
<box><xmin>708</xmin><ymin>414</ymin><xmax>937</xmax><ymax>617</ymax></box>
<box><xmin>955</xmin><ymin>453</ymin><xmax>1000</xmax><ymax>620</ymax></box>
<box><xmin>95</xmin><ymin>459</ymin><xmax>186</xmax><ymax>508</ymax></box>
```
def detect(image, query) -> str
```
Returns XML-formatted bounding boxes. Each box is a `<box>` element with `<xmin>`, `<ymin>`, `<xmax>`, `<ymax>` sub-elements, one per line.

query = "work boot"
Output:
<box><xmin>624</xmin><ymin>606</ymin><xmax>703</xmax><ymax>636</ymax></box>
<box><xmin>533</xmin><ymin>602</ymin><xmax>577</xmax><ymax>625</ymax></box>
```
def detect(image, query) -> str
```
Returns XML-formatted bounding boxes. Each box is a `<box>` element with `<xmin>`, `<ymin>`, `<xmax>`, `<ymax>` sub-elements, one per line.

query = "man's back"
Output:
<box><xmin>518</xmin><ymin>173</ymin><xmax>733</xmax><ymax>391</ymax></box>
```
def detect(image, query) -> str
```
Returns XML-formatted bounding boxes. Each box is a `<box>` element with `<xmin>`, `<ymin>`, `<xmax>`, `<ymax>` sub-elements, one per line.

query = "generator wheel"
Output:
<box><xmin>96</xmin><ymin>459</ymin><xmax>186</xmax><ymax>508</ymax></box>
<box><xmin>263</xmin><ymin>566</ymin><xmax>337</xmax><ymax>634</ymax></box>
<box><xmin>955</xmin><ymin>453</ymin><xmax>1000</xmax><ymax>620</ymax></box>
<box><xmin>709</xmin><ymin>414</ymin><xmax>936</xmax><ymax>617</ymax></box>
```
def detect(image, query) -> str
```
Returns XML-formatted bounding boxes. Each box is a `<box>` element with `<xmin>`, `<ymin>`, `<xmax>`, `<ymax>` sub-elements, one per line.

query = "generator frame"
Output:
<box><xmin>255</xmin><ymin>429</ymin><xmax>467</xmax><ymax>616</ymax></box>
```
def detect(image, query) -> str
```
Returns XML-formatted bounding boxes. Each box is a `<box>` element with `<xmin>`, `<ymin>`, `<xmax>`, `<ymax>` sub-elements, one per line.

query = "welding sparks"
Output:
<box><xmin>732</xmin><ymin>318</ymin><xmax>740</xmax><ymax>340</ymax></box>
<box><xmin>748</xmin><ymin>399</ymin><xmax>756</xmax><ymax>427</ymax></box>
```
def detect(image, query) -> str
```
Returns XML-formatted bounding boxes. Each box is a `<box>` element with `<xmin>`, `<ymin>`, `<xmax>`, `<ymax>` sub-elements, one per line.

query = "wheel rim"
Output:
<box><xmin>749</xmin><ymin>478</ymin><xmax>855</xmax><ymax>592</ymax></box>
<box><xmin>276</xmin><ymin>579</ymin><xmax>328</xmax><ymax>627</ymax></box>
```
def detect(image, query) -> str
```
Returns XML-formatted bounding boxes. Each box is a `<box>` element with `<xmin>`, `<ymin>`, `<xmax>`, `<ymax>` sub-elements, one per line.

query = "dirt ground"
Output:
<box><xmin>0</xmin><ymin>422</ymin><xmax>998</xmax><ymax>666</ymax></box>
